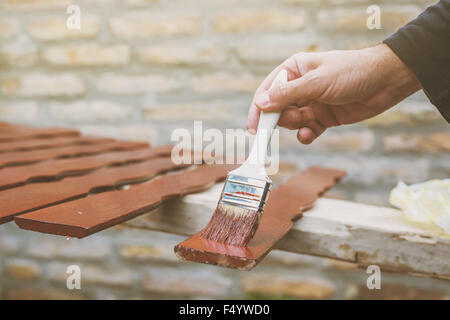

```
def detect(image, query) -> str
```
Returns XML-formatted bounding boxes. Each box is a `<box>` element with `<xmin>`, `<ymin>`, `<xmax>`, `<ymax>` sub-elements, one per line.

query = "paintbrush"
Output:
<box><xmin>199</xmin><ymin>69</ymin><xmax>288</xmax><ymax>246</ymax></box>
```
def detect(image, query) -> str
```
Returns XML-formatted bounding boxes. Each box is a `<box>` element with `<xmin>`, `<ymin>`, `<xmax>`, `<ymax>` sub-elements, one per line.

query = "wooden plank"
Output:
<box><xmin>276</xmin><ymin>199</ymin><xmax>450</xmax><ymax>280</ymax></box>
<box><xmin>15</xmin><ymin>164</ymin><xmax>236</xmax><ymax>238</ymax></box>
<box><xmin>128</xmin><ymin>182</ymin><xmax>450</xmax><ymax>279</ymax></box>
<box><xmin>0</xmin><ymin>122</ymin><xmax>34</xmax><ymax>132</ymax></box>
<box><xmin>0</xmin><ymin>135</ymin><xmax>114</xmax><ymax>153</ymax></box>
<box><xmin>0</xmin><ymin>122</ymin><xmax>20</xmax><ymax>131</ymax></box>
<box><xmin>0</xmin><ymin>145</ymin><xmax>172</xmax><ymax>190</ymax></box>
<box><xmin>0</xmin><ymin>123</ymin><xmax>69</xmax><ymax>132</ymax></box>
<box><xmin>0</xmin><ymin>127</ymin><xmax>80</xmax><ymax>142</ymax></box>
<box><xmin>0</xmin><ymin>157</ymin><xmax>187</xmax><ymax>224</ymax></box>
<box><xmin>174</xmin><ymin>167</ymin><xmax>345</xmax><ymax>270</ymax></box>
<box><xmin>0</xmin><ymin>140</ymin><xmax>148</xmax><ymax>168</ymax></box>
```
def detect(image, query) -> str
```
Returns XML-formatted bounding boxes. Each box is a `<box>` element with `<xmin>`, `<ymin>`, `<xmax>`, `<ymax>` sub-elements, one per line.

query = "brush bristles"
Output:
<box><xmin>199</xmin><ymin>203</ymin><xmax>261</xmax><ymax>247</ymax></box>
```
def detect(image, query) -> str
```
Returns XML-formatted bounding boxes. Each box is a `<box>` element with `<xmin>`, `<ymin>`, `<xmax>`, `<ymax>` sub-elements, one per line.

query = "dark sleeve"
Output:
<box><xmin>383</xmin><ymin>0</ymin><xmax>450</xmax><ymax>123</ymax></box>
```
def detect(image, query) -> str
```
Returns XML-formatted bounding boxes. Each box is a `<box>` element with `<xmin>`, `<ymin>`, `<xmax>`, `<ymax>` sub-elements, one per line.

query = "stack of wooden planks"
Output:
<box><xmin>0</xmin><ymin>122</ymin><xmax>233</xmax><ymax>237</ymax></box>
<box><xmin>0</xmin><ymin>122</ymin><xmax>348</xmax><ymax>270</ymax></box>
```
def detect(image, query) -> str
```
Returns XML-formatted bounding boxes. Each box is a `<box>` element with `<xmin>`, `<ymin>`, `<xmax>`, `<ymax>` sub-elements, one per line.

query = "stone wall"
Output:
<box><xmin>2</xmin><ymin>222</ymin><xmax>450</xmax><ymax>300</ymax></box>
<box><xmin>0</xmin><ymin>0</ymin><xmax>449</xmax><ymax>299</ymax></box>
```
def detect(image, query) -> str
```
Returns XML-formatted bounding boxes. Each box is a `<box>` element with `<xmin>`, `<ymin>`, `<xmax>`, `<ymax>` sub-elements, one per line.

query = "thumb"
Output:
<box><xmin>254</xmin><ymin>72</ymin><xmax>320</xmax><ymax>112</ymax></box>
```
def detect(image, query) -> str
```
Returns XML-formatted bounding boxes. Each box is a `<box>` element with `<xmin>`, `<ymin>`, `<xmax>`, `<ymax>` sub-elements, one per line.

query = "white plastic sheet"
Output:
<box><xmin>390</xmin><ymin>179</ymin><xmax>450</xmax><ymax>235</ymax></box>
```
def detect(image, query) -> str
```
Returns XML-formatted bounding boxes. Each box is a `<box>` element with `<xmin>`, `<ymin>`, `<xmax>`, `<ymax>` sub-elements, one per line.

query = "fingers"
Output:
<box><xmin>255</xmin><ymin>72</ymin><xmax>322</xmax><ymax>112</ymax></box>
<box><xmin>246</xmin><ymin>66</ymin><xmax>287</xmax><ymax>134</ymax></box>
<box><xmin>251</xmin><ymin>103</ymin><xmax>328</xmax><ymax>144</ymax></box>
<box><xmin>258</xmin><ymin>65</ymin><xmax>289</xmax><ymax>92</ymax></box>
<box><xmin>247</xmin><ymin>52</ymin><xmax>322</xmax><ymax>134</ymax></box>
<box><xmin>245</xmin><ymin>103</ymin><xmax>259</xmax><ymax>134</ymax></box>
<box><xmin>277</xmin><ymin>107</ymin><xmax>301</xmax><ymax>129</ymax></box>
<box><xmin>277</xmin><ymin>105</ymin><xmax>326</xmax><ymax>144</ymax></box>
<box><xmin>278</xmin><ymin>106</ymin><xmax>315</xmax><ymax>129</ymax></box>
<box><xmin>297</xmin><ymin>127</ymin><xmax>315</xmax><ymax>144</ymax></box>
<box><xmin>297</xmin><ymin>121</ymin><xmax>326</xmax><ymax>144</ymax></box>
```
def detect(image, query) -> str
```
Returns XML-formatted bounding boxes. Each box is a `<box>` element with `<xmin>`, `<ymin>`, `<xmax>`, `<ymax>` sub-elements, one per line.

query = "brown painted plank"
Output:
<box><xmin>0</xmin><ymin>122</ymin><xmax>19</xmax><ymax>131</ymax></box>
<box><xmin>0</xmin><ymin>127</ymin><xmax>80</xmax><ymax>142</ymax></box>
<box><xmin>0</xmin><ymin>122</ymin><xmax>33</xmax><ymax>132</ymax></box>
<box><xmin>0</xmin><ymin>140</ymin><xmax>148</xmax><ymax>168</ymax></box>
<box><xmin>0</xmin><ymin>123</ymin><xmax>71</xmax><ymax>132</ymax></box>
<box><xmin>0</xmin><ymin>135</ymin><xmax>114</xmax><ymax>153</ymax></box>
<box><xmin>0</xmin><ymin>145</ymin><xmax>173</xmax><ymax>190</ymax></box>
<box><xmin>15</xmin><ymin>164</ymin><xmax>236</xmax><ymax>238</ymax></box>
<box><xmin>0</xmin><ymin>157</ymin><xmax>187</xmax><ymax>224</ymax></box>
<box><xmin>174</xmin><ymin>166</ymin><xmax>346</xmax><ymax>270</ymax></box>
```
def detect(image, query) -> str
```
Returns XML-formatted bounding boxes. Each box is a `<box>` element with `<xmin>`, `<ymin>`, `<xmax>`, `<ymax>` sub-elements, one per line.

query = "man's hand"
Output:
<box><xmin>246</xmin><ymin>44</ymin><xmax>421</xmax><ymax>144</ymax></box>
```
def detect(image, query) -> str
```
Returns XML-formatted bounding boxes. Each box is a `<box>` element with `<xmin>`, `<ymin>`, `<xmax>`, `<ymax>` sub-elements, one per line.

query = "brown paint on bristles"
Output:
<box><xmin>199</xmin><ymin>204</ymin><xmax>260</xmax><ymax>247</ymax></box>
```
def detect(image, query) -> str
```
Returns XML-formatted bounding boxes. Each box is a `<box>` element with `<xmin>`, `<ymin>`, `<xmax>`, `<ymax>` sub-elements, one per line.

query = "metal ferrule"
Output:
<box><xmin>219</xmin><ymin>174</ymin><xmax>272</xmax><ymax>212</ymax></box>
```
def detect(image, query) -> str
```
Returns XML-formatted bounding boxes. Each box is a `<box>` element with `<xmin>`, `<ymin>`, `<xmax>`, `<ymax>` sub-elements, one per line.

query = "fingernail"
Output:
<box><xmin>255</xmin><ymin>92</ymin><xmax>270</xmax><ymax>109</ymax></box>
<box><xmin>247</xmin><ymin>128</ymin><xmax>256</xmax><ymax>135</ymax></box>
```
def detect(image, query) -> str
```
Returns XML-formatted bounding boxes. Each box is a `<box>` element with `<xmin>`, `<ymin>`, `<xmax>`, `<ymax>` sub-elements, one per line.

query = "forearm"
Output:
<box><xmin>372</xmin><ymin>44</ymin><xmax>421</xmax><ymax>103</ymax></box>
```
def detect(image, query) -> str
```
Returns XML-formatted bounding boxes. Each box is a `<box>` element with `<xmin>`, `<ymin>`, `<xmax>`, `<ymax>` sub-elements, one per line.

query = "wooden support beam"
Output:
<box><xmin>127</xmin><ymin>183</ymin><xmax>450</xmax><ymax>280</ymax></box>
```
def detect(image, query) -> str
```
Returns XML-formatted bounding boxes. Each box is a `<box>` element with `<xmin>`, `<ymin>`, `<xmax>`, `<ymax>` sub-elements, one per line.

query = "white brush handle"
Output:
<box><xmin>246</xmin><ymin>69</ymin><xmax>288</xmax><ymax>168</ymax></box>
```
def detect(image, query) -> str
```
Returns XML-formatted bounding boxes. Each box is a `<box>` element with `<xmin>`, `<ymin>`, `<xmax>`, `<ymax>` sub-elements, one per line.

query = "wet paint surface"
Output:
<box><xmin>175</xmin><ymin>167</ymin><xmax>346</xmax><ymax>270</ymax></box>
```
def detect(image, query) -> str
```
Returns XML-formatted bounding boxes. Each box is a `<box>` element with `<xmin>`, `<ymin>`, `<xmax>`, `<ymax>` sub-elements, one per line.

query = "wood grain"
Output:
<box><xmin>15</xmin><ymin>164</ymin><xmax>236</xmax><ymax>238</ymax></box>
<box><xmin>0</xmin><ymin>145</ymin><xmax>173</xmax><ymax>190</ymax></box>
<box><xmin>0</xmin><ymin>127</ymin><xmax>80</xmax><ymax>142</ymax></box>
<box><xmin>0</xmin><ymin>157</ymin><xmax>187</xmax><ymax>224</ymax></box>
<box><xmin>0</xmin><ymin>140</ymin><xmax>148</xmax><ymax>168</ymax></box>
<box><xmin>0</xmin><ymin>135</ymin><xmax>114</xmax><ymax>153</ymax></box>
<box><xmin>174</xmin><ymin>166</ymin><xmax>346</xmax><ymax>270</ymax></box>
